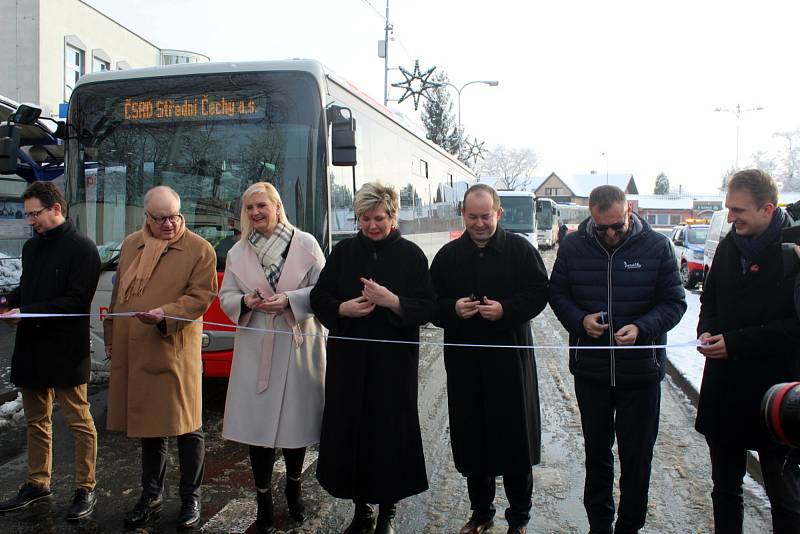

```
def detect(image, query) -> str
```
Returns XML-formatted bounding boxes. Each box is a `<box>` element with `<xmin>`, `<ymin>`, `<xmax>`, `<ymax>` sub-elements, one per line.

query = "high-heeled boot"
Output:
<box><xmin>375</xmin><ymin>503</ymin><xmax>396</xmax><ymax>534</ymax></box>
<box><xmin>255</xmin><ymin>489</ymin><xmax>275</xmax><ymax>534</ymax></box>
<box><xmin>284</xmin><ymin>476</ymin><xmax>306</xmax><ymax>523</ymax></box>
<box><xmin>342</xmin><ymin>502</ymin><xmax>376</xmax><ymax>534</ymax></box>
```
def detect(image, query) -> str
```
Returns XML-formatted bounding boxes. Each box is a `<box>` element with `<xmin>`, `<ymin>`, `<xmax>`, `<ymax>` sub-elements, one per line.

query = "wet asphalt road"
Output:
<box><xmin>0</xmin><ymin>249</ymin><xmax>774</xmax><ymax>533</ymax></box>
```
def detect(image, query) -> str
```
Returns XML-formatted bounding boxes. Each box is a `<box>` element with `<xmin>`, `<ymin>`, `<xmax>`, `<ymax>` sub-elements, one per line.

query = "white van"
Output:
<box><xmin>703</xmin><ymin>208</ymin><xmax>732</xmax><ymax>279</ymax></box>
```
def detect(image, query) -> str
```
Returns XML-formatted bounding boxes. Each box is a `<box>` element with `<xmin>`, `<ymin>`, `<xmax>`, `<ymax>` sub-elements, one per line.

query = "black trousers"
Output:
<box><xmin>574</xmin><ymin>376</ymin><xmax>660</xmax><ymax>533</ymax></box>
<box><xmin>707</xmin><ymin>439</ymin><xmax>800</xmax><ymax>534</ymax></box>
<box><xmin>248</xmin><ymin>446</ymin><xmax>306</xmax><ymax>490</ymax></box>
<box><xmin>466</xmin><ymin>471</ymin><xmax>533</xmax><ymax>527</ymax></box>
<box><xmin>141</xmin><ymin>428</ymin><xmax>205</xmax><ymax>501</ymax></box>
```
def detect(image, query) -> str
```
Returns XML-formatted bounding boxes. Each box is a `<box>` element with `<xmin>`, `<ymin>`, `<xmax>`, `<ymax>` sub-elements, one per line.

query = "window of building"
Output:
<box><xmin>420</xmin><ymin>160</ymin><xmax>429</xmax><ymax>178</ymax></box>
<box><xmin>669</xmin><ymin>214</ymin><xmax>682</xmax><ymax>225</ymax></box>
<box><xmin>92</xmin><ymin>57</ymin><xmax>110</xmax><ymax>72</ymax></box>
<box><xmin>656</xmin><ymin>214</ymin><xmax>669</xmax><ymax>225</ymax></box>
<box><xmin>64</xmin><ymin>44</ymin><xmax>85</xmax><ymax>102</ymax></box>
<box><xmin>646</xmin><ymin>214</ymin><xmax>657</xmax><ymax>224</ymax></box>
<box><xmin>544</xmin><ymin>187</ymin><xmax>559</xmax><ymax>196</ymax></box>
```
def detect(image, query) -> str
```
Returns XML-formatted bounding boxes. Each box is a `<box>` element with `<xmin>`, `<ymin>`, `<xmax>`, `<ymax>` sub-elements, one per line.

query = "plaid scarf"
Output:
<box><xmin>247</xmin><ymin>223</ymin><xmax>293</xmax><ymax>291</ymax></box>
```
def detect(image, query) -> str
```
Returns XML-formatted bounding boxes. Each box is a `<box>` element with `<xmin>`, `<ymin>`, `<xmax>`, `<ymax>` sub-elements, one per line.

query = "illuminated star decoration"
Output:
<box><xmin>391</xmin><ymin>60</ymin><xmax>438</xmax><ymax>111</ymax></box>
<box><xmin>463</xmin><ymin>137</ymin><xmax>487</xmax><ymax>166</ymax></box>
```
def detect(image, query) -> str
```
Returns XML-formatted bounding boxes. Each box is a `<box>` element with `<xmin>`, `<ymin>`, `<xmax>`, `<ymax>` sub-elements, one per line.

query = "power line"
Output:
<box><xmin>359</xmin><ymin>0</ymin><xmax>385</xmax><ymax>20</ymax></box>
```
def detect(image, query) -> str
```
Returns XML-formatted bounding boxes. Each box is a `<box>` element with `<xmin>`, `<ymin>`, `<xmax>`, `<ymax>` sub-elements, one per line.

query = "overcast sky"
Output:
<box><xmin>85</xmin><ymin>0</ymin><xmax>800</xmax><ymax>195</ymax></box>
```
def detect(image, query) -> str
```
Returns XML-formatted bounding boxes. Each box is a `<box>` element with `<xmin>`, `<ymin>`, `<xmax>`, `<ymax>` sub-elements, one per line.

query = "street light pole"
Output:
<box><xmin>434</xmin><ymin>79</ymin><xmax>499</xmax><ymax>153</ymax></box>
<box><xmin>601</xmin><ymin>152</ymin><xmax>609</xmax><ymax>184</ymax></box>
<box><xmin>382</xmin><ymin>0</ymin><xmax>391</xmax><ymax>107</ymax></box>
<box><xmin>714</xmin><ymin>104</ymin><xmax>764</xmax><ymax>169</ymax></box>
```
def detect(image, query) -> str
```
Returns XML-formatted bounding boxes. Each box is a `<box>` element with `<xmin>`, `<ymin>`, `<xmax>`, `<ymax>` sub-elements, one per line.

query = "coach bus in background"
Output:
<box><xmin>1</xmin><ymin>60</ymin><xmax>475</xmax><ymax>377</ymax></box>
<box><xmin>557</xmin><ymin>202</ymin><xmax>590</xmax><ymax>234</ymax></box>
<box><xmin>535</xmin><ymin>197</ymin><xmax>560</xmax><ymax>248</ymax></box>
<box><xmin>497</xmin><ymin>190</ymin><xmax>538</xmax><ymax>249</ymax></box>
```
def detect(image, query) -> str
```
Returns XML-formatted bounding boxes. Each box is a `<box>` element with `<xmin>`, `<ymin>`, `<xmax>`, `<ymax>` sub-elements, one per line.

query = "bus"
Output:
<box><xmin>535</xmin><ymin>197</ymin><xmax>559</xmax><ymax>248</ymax></box>
<box><xmin>557</xmin><ymin>202</ymin><xmax>590</xmax><ymax>233</ymax></box>
<box><xmin>497</xmin><ymin>190</ymin><xmax>537</xmax><ymax>248</ymax></box>
<box><xmin>38</xmin><ymin>60</ymin><xmax>475</xmax><ymax>377</ymax></box>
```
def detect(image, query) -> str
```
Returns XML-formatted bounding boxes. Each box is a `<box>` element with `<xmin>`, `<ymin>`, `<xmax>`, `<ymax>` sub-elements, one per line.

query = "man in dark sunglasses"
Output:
<box><xmin>549</xmin><ymin>185</ymin><xmax>686</xmax><ymax>534</ymax></box>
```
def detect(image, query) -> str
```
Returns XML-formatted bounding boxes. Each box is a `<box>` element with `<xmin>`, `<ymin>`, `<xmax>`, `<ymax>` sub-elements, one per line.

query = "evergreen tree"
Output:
<box><xmin>421</xmin><ymin>71</ymin><xmax>460</xmax><ymax>156</ymax></box>
<box><xmin>654</xmin><ymin>172</ymin><xmax>670</xmax><ymax>194</ymax></box>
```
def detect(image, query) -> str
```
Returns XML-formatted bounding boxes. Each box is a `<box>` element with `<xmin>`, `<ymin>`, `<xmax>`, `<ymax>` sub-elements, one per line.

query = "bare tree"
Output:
<box><xmin>479</xmin><ymin>145</ymin><xmax>538</xmax><ymax>190</ymax></box>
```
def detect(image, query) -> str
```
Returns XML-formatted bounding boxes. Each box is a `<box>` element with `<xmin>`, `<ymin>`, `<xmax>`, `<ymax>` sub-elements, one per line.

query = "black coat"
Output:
<box><xmin>549</xmin><ymin>215</ymin><xmax>686</xmax><ymax>387</ymax></box>
<box><xmin>696</xmin><ymin>229</ymin><xmax>800</xmax><ymax>449</ymax></box>
<box><xmin>309</xmin><ymin>231</ymin><xmax>435</xmax><ymax>503</ymax></box>
<box><xmin>7</xmin><ymin>220</ymin><xmax>101</xmax><ymax>388</ymax></box>
<box><xmin>430</xmin><ymin>229</ymin><xmax>549</xmax><ymax>475</ymax></box>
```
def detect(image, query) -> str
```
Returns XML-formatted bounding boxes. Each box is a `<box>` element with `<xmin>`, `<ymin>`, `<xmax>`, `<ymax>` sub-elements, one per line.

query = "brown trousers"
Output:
<box><xmin>21</xmin><ymin>384</ymin><xmax>97</xmax><ymax>490</ymax></box>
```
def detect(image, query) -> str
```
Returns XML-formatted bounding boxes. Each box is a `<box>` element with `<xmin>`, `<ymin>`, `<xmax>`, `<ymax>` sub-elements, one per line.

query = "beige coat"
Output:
<box><xmin>104</xmin><ymin>229</ymin><xmax>217</xmax><ymax>438</ymax></box>
<box><xmin>219</xmin><ymin>230</ymin><xmax>326</xmax><ymax>448</ymax></box>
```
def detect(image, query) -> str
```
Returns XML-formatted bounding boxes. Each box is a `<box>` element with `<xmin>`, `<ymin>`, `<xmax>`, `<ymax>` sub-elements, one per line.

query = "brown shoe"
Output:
<box><xmin>459</xmin><ymin>514</ymin><xmax>493</xmax><ymax>534</ymax></box>
<box><xmin>507</xmin><ymin>525</ymin><xmax>527</xmax><ymax>534</ymax></box>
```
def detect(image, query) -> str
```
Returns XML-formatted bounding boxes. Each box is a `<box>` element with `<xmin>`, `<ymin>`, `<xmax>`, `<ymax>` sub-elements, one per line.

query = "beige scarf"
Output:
<box><xmin>117</xmin><ymin>219</ymin><xmax>186</xmax><ymax>304</ymax></box>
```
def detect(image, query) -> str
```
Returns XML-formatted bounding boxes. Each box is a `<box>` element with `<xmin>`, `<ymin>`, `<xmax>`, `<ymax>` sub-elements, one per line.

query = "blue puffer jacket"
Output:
<box><xmin>549</xmin><ymin>214</ymin><xmax>686</xmax><ymax>387</ymax></box>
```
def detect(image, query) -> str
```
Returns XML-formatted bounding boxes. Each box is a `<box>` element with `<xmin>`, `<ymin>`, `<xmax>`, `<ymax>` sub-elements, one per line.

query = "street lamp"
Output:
<box><xmin>600</xmin><ymin>152</ymin><xmax>610</xmax><ymax>184</ymax></box>
<box><xmin>714</xmin><ymin>104</ymin><xmax>764</xmax><ymax>169</ymax></box>
<box><xmin>433</xmin><ymin>79</ymin><xmax>499</xmax><ymax>152</ymax></box>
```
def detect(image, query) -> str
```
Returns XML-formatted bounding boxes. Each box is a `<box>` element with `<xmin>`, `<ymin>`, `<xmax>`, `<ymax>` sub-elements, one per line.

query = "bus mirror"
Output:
<box><xmin>0</xmin><ymin>122</ymin><xmax>22</xmax><ymax>174</ymax></box>
<box><xmin>328</xmin><ymin>105</ymin><xmax>357</xmax><ymax>167</ymax></box>
<box><xmin>8</xmin><ymin>103</ymin><xmax>42</xmax><ymax>125</ymax></box>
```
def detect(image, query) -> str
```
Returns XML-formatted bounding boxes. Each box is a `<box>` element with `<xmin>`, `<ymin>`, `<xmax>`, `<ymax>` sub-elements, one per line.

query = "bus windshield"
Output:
<box><xmin>536</xmin><ymin>200</ymin><xmax>554</xmax><ymax>230</ymax></box>
<box><xmin>499</xmin><ymin>196</ymin><xmax>535</xmax><ymax>232</ymax></box>
<box><xmin>64</xmin><ymin>71</ymin><xmax>327</xmax><ymax>267</ymax></box>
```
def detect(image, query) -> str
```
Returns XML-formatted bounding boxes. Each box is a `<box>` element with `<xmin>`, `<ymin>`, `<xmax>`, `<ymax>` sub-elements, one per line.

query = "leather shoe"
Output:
<box><xmin>508</xmin><ymin>525</ymin><xmax>527</xmax><ymax>534</ymax></box>
<box><xmin>66</xmin><ymin>488</ymin><xmax>97</xmax><ymax>520</ymax></box>
<box><xmin>459</xmin><ymin>514</ymin><xmax>494</xmax><ymax>534</ymax></box>
<box><xmin>343</xmin><ymin>502</ymin><xmax>376</xmax><ymax>534</ymax></box>
<box><xmin>0</xmin><ymin>482</ymin><xmax>52</xmax><ymax>512</ymax></box>
<box><xmin>375</xmin><ymin>507</ymin><xmax>396</xmax><ymax>534</ymax></box>
<box><xmin>176</xmin><ymin>497</ymin><xmax>201</xmax><ymax>530</ymax></box>
<box><xmin>124</xmin><ymin>493</ymin><xmax>163</xmax><ymax>529</ymax></box>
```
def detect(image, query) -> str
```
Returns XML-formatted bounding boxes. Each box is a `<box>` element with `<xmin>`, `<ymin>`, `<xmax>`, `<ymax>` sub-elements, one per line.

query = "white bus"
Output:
<box><xmin>535</xmin><ymin>197</ymin><xmax>559</xmax><ymax>248</ymax></box>
<box><xmin>497</xmin><ymin>190</ymin><xmax>538</xmax><ymax>249</ymax></box>
<box><xmin>56</xmin><ymin>59</ymin><xmax>475</xmax><ymax>376</ymax></box>
<box><xmin>557</xmin><ymin>202</ymin><xmax>590</xmax><ymax>232</ymax></box>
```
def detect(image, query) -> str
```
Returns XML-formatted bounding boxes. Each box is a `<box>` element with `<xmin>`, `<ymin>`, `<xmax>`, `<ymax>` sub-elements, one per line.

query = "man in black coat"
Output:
<box><xmin>430</xmin><ymin>184</ymin><xmax>549</xmax><ymax>534</ymax></box>
<box><xmin>696</xmin><ymin>169</ymin><xmax>800</xmax><ymax>534</ymax></box>
<box><xmin>549</xmin><ymin>185</ymin><xmax>686</xmax><ymax>534</ymax></box>
<box><xmin>0</xmin><ymin>182</ymin><xmax>101</xmax><ymax>521</ymax></box>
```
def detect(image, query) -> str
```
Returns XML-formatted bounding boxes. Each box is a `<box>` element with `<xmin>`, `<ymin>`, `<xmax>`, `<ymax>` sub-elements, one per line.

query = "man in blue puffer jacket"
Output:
<box><xmin>549</xmin><ymin>185</ymin><xmax>686</xmax><ymax>534</ymax></box>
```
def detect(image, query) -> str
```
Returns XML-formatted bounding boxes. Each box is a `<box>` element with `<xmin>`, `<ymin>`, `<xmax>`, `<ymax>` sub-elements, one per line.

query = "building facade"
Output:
<box><xmin>0</xmin><ymin>0</ymin><xmax>208</xmax><ymax>118</ymax></box>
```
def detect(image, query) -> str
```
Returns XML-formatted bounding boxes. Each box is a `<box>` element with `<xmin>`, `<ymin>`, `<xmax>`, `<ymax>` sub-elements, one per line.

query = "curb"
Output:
<box><xmin>664</xmin><ymin>357</ymin><xmax>764</xmax><ymax>486</ymax></box>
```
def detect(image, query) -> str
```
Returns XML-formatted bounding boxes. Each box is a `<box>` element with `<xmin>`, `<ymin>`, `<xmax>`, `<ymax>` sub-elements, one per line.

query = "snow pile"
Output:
<box><xmin>0</xmin><ymin>392</ymin><xmax>23</xmax><ymax>430</ymax></box>
<box><xmin>0</xmin><ymin>254</ymin><xmax>21</xmax><ymax>290</ymax></box>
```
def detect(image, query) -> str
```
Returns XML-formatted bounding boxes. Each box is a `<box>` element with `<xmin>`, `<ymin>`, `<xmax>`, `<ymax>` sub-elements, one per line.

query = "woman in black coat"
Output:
<box><xmin>310</xmin><ymin>182</ymin><xmax>435</xmax><ymax>534</ymax></box>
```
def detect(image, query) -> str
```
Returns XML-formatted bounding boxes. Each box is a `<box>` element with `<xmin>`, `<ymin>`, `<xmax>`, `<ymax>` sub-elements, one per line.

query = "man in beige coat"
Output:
<box><xmin>103</xmin><ymin>186</ymin><xmax>217</xmax><ymax>530</ymax></box>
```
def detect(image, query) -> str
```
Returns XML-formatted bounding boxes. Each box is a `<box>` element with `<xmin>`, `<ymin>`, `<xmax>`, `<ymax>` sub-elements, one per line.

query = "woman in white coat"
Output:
<box><xmin>219</xmin><ymin>182</ymin><xmax>326</xmax><ymax>534</ymax></box>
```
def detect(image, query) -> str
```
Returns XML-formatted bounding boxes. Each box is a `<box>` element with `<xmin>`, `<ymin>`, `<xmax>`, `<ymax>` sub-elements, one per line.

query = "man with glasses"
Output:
<box><xmin>104</xmin><ymin>185</ymin><xmax>217</xmax><ymax>530</ymax></box>
<box><xmin>0</xmin><ymin>182</ymin><xmax>101</xmax><ymax>521</ymax></box>
<box><xmin>549</xmin><ymin>185</ymin><xmax>685</xmax><ymax>534</ymax></box>
<box><xmin>696</xmin><ymin>169</ymin><xmax>800</xmax><ymax>533</ymax></box>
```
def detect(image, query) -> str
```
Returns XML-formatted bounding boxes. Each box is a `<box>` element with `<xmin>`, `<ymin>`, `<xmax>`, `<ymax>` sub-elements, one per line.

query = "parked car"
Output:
<box><xmin>670</xmin><ymin>221</ymin><xmax>709</xmax><ymax>289</ymax></box>
<box><xmin>703</xmin><ymin>208</ymin><xmax>732</xmax><ymax>280</ymax></box>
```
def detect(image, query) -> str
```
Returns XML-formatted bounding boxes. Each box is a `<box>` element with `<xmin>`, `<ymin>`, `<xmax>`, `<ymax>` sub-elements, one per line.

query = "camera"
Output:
<box><xmin>781</xmin><ymin>200</ymin><xmax>800</xmax><ymax>278</ymax></box>
<box><xmin>762</xmin><ymin>382</ymin><xmax>800</xmax><ymax>447</ymax></box>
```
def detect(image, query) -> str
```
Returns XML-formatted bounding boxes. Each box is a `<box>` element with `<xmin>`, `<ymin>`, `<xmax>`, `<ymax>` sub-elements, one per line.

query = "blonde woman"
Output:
<box><xmin>310</xmin><ymin>182</ymin><xmax>435</xmax><ymax>534</ymax></box>
<box><xmin>219</xmin><ymin>182</ymin><xmax>326</xmax><ymax>534</ymax></box>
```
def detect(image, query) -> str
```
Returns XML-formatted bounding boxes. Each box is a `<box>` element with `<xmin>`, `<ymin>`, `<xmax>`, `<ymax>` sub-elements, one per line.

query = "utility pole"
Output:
<box><xmin>382</xmin><ymin>0</ymin><xmax>391</xmax><ymax>107</ymax></box>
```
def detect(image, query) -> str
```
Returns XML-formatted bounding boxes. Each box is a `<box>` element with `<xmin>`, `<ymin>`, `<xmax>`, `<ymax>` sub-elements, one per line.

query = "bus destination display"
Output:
<box><xmin>121</xmin><ymin>94</ymin><xmax>262</xmax><ymax>122</ymax></box>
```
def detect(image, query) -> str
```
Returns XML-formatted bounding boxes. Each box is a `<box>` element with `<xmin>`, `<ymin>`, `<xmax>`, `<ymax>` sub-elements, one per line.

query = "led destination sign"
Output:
<box><xmin>121</xmin><ymin>94</ymin><xmax>262</xmax><ymax>122</ymax></box>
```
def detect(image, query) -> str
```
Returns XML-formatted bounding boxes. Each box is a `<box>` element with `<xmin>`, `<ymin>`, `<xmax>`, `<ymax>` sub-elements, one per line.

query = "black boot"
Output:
<box><xmin>255</xmin><ymin>489</ymin><xmax>275</xmax><ymax>534</ymax></box>
<box><xmin>343</xmin><ymin>502</ymin><xmax>375</xmax><ymax>534</ymax></box>
<box><xmin>285</xmin><ymin>476</ymin><xmax>306</xmax><ymax>523</ymax></box>
<box><xmin>375</xmin><ymin>503</ymin><xmax>396</xmax><ymax>534</ymax></box>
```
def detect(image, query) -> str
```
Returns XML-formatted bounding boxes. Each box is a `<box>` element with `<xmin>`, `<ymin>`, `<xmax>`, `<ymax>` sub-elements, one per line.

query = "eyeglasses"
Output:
<box><xmin>146</xmin><ymin>211</ymin><xmax>183</xmax><ymax>226</ymax></box>
<box><xmin>24</xmin><ymin>206</ymin><xmax>51</xmax><ymax>220</ymax></box>
<box><xmin>594</xmin><ymin>221</ymin><xmax>626</xmax><ymax>233</ymax></box>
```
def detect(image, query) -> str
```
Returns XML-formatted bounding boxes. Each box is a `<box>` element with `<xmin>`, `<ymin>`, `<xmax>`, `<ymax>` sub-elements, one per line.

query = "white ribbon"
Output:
<box><xmin>1</xmin><ymin>311</ymin><xmax>701</xmax><ymax>350</ymax></box>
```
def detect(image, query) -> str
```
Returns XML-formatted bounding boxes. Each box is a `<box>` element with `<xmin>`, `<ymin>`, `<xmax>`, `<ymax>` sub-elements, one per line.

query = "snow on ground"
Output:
<box><xmin>0</xmin><ymin>253</ymin><xmax>21</xmax><ymax>290</ymax></box>
<box><xmin>665</xmin><ymin>289</ymin><xmax>705</xmax><ymax>393</ymax></box>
